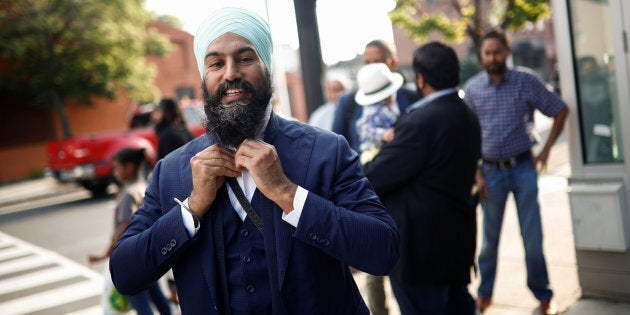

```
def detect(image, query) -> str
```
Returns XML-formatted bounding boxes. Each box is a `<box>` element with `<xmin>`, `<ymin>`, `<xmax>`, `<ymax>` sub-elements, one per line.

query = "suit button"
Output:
<box><xmin>246</xmin><ymin>285</ymin><xmax>255</xmax><ymax>293</ymax></box>
<box><xmin>213</xmin><ymin>306</ymin><xmax>219</xmax><ymax>311</ymax></box>
<box><xmin>161</xmin><ymin>248</ymin><xmax>167</xmax><ymax>255</ymax></box>
<box><xmin>309</xmin><ymin>233</ymin><xmax>317</xmax><ymax>240</ymax></box>
<box><xmin>243</xmin><ymin>256</ymin><xmax>251</xmax><ymax>263</ymax></box>
<box><xmin>323</xmin><ymin>239</ymin><xmax>330</xmax><ymax>246</ymax></box>
<box><xmin>166</xmin><ymin>244</ymin><xmax>172</xmax><ymax>251</ymax></box>
<box><xmin>170</xmin><ymin>239</ymin><xmax>177</xmax><ymax>246</ymax></box>
<box><xmin>240</xmin><ymin>229</ymin><xmax>249</xmax><ymax>237</ymax></box>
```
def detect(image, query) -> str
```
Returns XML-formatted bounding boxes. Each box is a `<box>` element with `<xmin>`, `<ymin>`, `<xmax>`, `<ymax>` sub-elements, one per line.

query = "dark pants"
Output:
<box><xmin>128</xmin><ymin>281</ymin><xmax>172</xmax><ymax>315</ymax></box>
<box><xmin>390</xmin><ymin>279</ymin><xmax>475</xmax><ymax>315</ymax></box>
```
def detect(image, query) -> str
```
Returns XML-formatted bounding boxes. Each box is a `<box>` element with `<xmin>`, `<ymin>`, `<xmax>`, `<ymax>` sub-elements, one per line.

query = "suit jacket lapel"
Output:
<box><xmin>209</xmin><ymin>192</ymin><xmax>231</xmax><ymax>315</ymax></box>
<box><xmin>181</xmin><ymin>134</ymin><xmax>231</xmax><ymax>313</ymax></box>
<box><xmin>263</xmin><ymin>114</ymin><xmax>315</xmax><ymax>290</ymax></box>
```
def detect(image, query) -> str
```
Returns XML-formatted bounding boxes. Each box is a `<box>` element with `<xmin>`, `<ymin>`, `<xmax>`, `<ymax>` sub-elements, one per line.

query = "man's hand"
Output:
<box><xmin>188</xmin><ymin>144</ymin><xmax>240</xmax><ymax>217</ymax></box>
<box><xmin>382</xmin><ymin>127</ymin><xmax>395</xmax><ymax>143</ymax></box>
<box><xmin>533</xmin><ymin>148</ymin><xmax>550</xmax><ymax>173</ymax></box>
<box><xmin>475</xmin><ymin>167</ymin><xmax>489</xmax><ymax>200</ymax></box>
<box><xmin>235</xmin><ymin>139</ymin><xmax>297</xmax><ymax>213</ymax></box>
<box><xmin>88</xmin><ymin>254</ymin><xmax>107</xmax><ymax>264</ymax></box>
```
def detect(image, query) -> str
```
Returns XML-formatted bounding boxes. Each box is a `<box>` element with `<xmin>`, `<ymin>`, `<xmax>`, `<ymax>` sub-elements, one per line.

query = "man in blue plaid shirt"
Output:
<box><xmin>463</xmin><ymin>29</ymin><xmax>569</xmax><ymax>315</ymax></box>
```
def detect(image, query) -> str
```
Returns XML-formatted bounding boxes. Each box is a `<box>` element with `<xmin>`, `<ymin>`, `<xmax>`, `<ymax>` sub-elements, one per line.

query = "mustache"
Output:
<box><xmin>215</xmin><ymin>79</ymin><xmax>255</xmax><ymax>104</ymax></box>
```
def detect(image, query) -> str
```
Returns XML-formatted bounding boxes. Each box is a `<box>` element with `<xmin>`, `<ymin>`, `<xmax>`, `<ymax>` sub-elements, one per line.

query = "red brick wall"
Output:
<box><xmin>147</xmin><ymin>21</ymin><xmax>202</xmax><ymax>100</ymax></box>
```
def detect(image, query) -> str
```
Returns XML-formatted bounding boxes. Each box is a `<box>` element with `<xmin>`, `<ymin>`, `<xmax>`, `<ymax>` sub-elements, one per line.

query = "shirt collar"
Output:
<box><xmin>484</xmin><ymin>68</ymin><xmax>513</xmax><ymax>85</ymax></box>
<box><xmin>406</xmin><ymin>87</ymin><xmax>458</xmax><ymax>113</ymax></box>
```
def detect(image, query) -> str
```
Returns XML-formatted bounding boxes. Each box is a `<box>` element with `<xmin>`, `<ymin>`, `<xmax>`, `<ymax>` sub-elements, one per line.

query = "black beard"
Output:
<box><xmin>202</xmin><ymin>75</ymin><xmax>272</xmax><ymax>148</ymax></box>
<box><xmin>485</xmin><ymin>62</ymin><xmax>507</xmax><ymax>75</ymax></box>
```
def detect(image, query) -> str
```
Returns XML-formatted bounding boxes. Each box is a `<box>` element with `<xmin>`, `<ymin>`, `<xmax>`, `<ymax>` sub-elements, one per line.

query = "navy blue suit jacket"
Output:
<box><xmin>110</xmin><ymin>113</ymin><xmax>399</xmax><ymax>314</ymax></box>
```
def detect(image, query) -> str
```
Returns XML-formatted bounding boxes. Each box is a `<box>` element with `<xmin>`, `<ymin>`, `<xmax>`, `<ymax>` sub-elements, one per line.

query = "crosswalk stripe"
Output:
<box><xmin>0</xmin><ymin>247</ymin><xmax>31</xmax><ymax>262</ymax></box>
<box><xmin>0</xmin><ymin>255</ymin><xmax>56</xmax><ymax>277</ymax></box>
<box><xmin>66</xmin><ymin>305</ymin><xmax>106</xmax><ymax>315</ymax></box>
<box><xmin>0</xmin><ymin>266</ymin><xmax>82</xmax><ymax>295</ymax></box>
<box><xmin>0</xmin><ymin>231</ymin><xmax>104</xmax><ymax>314</ymax></box>
<box><xmin>0</xmin><ymin>238</ymin><xmax>13</xmax><ymax>248</ymax></box>
<box><xmin>0</xmin><ymin>281</ymin><xmax>102</xmax><ymax>315</ymax></box>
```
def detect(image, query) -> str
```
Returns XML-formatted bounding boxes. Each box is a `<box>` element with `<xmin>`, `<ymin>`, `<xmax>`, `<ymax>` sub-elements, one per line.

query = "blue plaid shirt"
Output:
<box><xmin>463</xmin><ymin>67</ymin><xmax>567</xmax><ymax>159</ymax></box>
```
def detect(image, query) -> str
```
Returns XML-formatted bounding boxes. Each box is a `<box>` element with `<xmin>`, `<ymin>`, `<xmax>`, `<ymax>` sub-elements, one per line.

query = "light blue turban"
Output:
<box><xmin>193</xmin><ymin>7</ymin><xmax>273</xmax><ymax>79</ymax></box>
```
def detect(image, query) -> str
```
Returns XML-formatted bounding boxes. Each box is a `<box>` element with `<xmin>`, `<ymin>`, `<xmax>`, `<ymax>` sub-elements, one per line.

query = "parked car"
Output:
<box><xmin>46</xmin><ymin>101</ymin><xmax>205</xmax><ymax>195</ymax></box>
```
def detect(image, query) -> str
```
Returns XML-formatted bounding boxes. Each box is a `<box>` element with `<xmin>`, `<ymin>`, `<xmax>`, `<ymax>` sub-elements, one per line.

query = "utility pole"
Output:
<box><xmin>293</xmin><ymin>0</ymin><xmax>324</xmax><ymax>116</ymax></box>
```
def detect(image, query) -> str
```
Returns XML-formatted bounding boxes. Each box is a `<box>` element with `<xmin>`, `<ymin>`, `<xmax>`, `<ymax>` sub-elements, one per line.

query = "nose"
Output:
<box><xmin>223</xmin><ymin>59</ymin><xmax>241</xmax><ymax>81</ymax></box>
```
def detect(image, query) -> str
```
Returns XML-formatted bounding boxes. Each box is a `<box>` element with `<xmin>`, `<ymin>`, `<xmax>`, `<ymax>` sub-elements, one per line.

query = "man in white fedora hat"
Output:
<box><xmin>354</xmin><ymin>62</ymin><xmax>405</xmax><ymax>164</ymax></box>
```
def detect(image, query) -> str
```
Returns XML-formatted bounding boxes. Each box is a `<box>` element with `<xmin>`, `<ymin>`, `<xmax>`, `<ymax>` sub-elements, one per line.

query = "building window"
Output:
<box><xmin>176</xmin><ymin>87</ymin><xmax>195</xmax><ymax>101</ymax></box>
<box><xmin>569</xmin><ymin>0</ymin><xmax>624</xmax><ymax>163</ymax></box>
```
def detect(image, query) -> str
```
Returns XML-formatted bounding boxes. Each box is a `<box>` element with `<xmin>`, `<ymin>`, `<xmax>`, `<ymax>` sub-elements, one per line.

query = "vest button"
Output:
<box><xmin>246</xmin><ymin>285</ymin><xmax>255</xmax><ymax>293</ymax></box>
<box><xmin>240</xmin><ymin>229</ymin><xmax>249</xmax><ymax>237</ymax></box>
<box><xmin>243</xmin><ymin>255</ymin><xmax>251</xmax><ymax>263</ymax></box>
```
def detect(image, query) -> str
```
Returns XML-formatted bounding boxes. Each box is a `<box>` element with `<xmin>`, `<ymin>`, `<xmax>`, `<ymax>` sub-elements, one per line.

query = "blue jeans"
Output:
<box><xmin>390</xmin><ymin>278</ymin><xmax>475</xmax><ymax>315</ymax></box>
<box><xmin>128</xmin><ymin>281</ymin><xmax>172</xmax><ymax>315</ymax></box>
<box><xmin>477</xmin><ymin>157</ymin><xmax>553</xmax><ymax>301</ymax></box>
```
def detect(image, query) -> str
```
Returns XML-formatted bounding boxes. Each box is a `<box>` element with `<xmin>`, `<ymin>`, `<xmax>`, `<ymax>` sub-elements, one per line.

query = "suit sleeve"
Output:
<box><xmin>109</xmin><ymin>159</ymin><xmax>196</xmax><ymax>295</ymax></box>
<box><xmin>364</xmin><ymin>113</ymin><xmax>431</xmax><ymax>197</ymax></box>
<box><xmin>292</xmin><ymin>134</ymin><xmax>399</xmax><ymax>275</ymax></box>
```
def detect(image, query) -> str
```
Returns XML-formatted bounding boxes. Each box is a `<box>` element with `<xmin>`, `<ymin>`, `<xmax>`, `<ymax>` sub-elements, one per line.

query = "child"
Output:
<box><xmin>89</xmin><ymin>147</ymin><xmax>172</xmax><ymax>315</ymax></box>
<box><xmin>354</xmin><ymin>63</ymin><xmax>405</xmax><ymax>164</ymax></box>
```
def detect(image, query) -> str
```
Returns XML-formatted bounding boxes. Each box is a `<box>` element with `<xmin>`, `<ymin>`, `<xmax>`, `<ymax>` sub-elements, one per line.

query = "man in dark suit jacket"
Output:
<box><xmin>332</xmin><ymin>39</ymin><xmax>420</xmax><ymax>153</ymax></box>
<box><xmin>364</xmin><ymin>42</ymin><xmax>481</xmax><ymax>315</ymax></box>
<box><xmin>109</xmin><ymin>7</ymin><xmax>399</xmax><ymax>315</ymax></box>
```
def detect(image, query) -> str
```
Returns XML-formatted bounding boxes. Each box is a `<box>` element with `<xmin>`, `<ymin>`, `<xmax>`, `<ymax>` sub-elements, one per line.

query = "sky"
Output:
<box><xmin>144</xmin><ymin>0</ymin><xmax>396</xmax><ymax>65</ymax></box>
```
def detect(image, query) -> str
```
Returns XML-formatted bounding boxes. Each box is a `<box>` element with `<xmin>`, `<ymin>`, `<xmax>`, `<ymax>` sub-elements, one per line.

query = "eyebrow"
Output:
<box><xmin>205</xmin><ymin>47</ymin><xmax>257</xmax><ymax>60</ymax></box>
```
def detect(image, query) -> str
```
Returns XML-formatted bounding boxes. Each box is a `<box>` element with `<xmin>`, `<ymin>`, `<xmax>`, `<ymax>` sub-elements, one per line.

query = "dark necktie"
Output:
<box><xmin>226</xmin><ymin>177</ymin><xmax>264</xmax><ymax>234</ymax></box>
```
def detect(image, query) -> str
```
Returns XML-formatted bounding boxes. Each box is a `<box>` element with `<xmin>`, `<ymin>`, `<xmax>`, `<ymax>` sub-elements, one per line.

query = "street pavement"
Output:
<box><xmin>1</xmin><ymin>140</ymin><xmax>630</xmax><ymax>314</ymax></box>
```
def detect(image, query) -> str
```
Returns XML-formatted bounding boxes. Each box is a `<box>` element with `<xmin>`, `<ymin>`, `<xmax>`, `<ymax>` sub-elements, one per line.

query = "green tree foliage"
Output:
<box><xmin>0</xmin><ymin>0</ymin><xmax>173</xmax><ymax>138</ymax></box>
<box><xmin>389</xmin><ymin>0</ymin><xmax>551</xmax><ymax>58</ymax></box>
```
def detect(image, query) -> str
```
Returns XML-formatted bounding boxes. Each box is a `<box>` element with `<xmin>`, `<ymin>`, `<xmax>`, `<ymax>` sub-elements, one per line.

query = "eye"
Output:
<box><xmin>208</xmin><ymin>60</ymin><xmax>224</xmax><ymax>69</ymax></box>
<box><xmin>239</xmin><ymin>56</ymin><xmax>254</xmax><ymax>64</ymax></box>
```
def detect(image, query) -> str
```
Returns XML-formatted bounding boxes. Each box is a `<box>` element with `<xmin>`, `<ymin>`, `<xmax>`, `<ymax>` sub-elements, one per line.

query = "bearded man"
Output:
<box><xmin>109</xmin><ymin>6</ymin><xmax>399</xmax><ymax>315</ymax></box>
<box><xmin>463</xmin><ymin>29</ymin><xmax>568</xmax><ymax>315</ymax></box>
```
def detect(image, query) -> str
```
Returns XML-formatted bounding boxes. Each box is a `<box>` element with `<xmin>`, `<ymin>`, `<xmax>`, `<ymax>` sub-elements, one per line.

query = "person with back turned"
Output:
<box><xmin>365</xmin><ymin>42</ymin><xmax>481</xmax><ymax>315</ymax></box>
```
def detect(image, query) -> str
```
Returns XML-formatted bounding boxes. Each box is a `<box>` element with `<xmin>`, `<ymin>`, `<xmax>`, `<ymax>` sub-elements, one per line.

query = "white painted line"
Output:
<box><xmin>0</xmin><ymin>281</ymin><xmax>102</xmax><ymax>315</ymax></box>
<box><xmin>0</xmin><ymin>232</ymin><xmax>104</xmax><ymax>314</ymax></box>
<box><xmin>0</xmin><ymin>247</ymin><xmax>31</xmax><ymax>261</ymax></box>
<box><xmin>0</xmin><ymin>232</ymin><xmax>102</xmax><ymax>282</ymax></box>
<box><xmin>0</xmin><ymin>265</ymin><xmax>81</xmax><ymax>295</ymax></box>
<box><xmin>0</xmin><ymin>255</ymin><xmax>55</xmax><ymax>276</ymax></box>
<box><xmin>66</xmin><ymin>305</ymin><xmax>104</xmax><ymax>315</ymax></box>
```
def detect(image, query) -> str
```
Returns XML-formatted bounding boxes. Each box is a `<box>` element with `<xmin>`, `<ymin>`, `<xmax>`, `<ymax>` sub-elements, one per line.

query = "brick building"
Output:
<box><xmin>0</xmin><ymin>21</ymin><xmax>201</xmax><ymax>182</ymax></box>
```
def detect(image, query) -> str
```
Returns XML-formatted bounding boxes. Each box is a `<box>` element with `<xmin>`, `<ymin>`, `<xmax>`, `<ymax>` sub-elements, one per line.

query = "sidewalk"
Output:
<box><xmin>0</xmin><ymin>176</ymin><xmax>86</xmax><ymax>215</ymax></box>
<box><xmin>1</xmin><ymin>145</ymin><xmax>630</xmax><ymax>314</ymax></box>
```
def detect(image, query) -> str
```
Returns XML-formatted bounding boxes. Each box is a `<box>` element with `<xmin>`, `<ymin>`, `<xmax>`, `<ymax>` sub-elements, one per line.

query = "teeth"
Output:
<box><xmin>225</xmin><ymin>88</ymin><xmax>244</xmax><ymax>96</ymax></box>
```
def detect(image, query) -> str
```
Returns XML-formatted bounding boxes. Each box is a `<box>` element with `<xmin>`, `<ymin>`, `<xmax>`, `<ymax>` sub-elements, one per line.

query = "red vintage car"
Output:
<box><xmin>46</xmin><ymin>101</ymin><xmax>205</xmax><ymax>195</ymax></box>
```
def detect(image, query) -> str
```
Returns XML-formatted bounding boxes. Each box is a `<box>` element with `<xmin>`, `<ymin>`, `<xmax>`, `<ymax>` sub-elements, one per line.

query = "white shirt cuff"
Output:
<box><xmin>282</xmin><ymin>185</ymin><xmax>308</xmax><ymax>227</ymax></box>
<box><xmin>177</xmin><ymin>198</ymin><xmax>200</xmax><ymax>237</ymax></box>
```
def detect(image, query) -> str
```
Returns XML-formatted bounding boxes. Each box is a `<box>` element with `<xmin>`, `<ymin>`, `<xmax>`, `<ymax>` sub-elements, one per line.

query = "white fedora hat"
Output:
<box><xmin>354</xmin><ymin>63</ymin><xmax>404</xmax><ymax>106</ymax></box>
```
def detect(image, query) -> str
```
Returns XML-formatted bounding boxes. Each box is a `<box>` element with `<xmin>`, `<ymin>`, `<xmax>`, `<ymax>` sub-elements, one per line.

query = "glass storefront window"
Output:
<box><xmin>569</xmin><ymin>0</ymin><xmax>624</xmax><ymax>163</ymax></box>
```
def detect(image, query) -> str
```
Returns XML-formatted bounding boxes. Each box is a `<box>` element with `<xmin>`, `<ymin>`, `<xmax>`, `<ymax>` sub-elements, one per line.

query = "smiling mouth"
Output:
<box><xmin>222</xmin><ymin>88</ymin><xmax>249</xmax><ymax>104</ymax></box>
<box><xmin>225</xmin><ymin>88</ymin><xmax>244</xmax><ymax>96</ymax></box>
